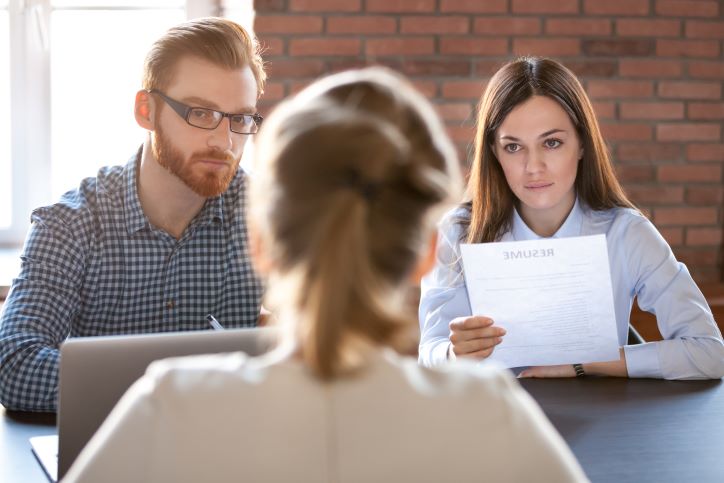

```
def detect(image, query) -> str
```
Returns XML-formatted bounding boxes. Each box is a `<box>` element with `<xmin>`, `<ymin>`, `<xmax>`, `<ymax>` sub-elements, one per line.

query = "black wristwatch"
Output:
<box><xmin>573</xmin><ymin>363</ymin><xmax>586</xmax><ymax>377</ymax></box>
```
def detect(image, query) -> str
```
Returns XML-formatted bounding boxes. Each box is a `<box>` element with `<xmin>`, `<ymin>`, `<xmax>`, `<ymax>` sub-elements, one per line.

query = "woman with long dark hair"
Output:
<box><xmin>419</xmin><ymin>57</ymin><xmax>724</xmax><ymax>380</ymax></box>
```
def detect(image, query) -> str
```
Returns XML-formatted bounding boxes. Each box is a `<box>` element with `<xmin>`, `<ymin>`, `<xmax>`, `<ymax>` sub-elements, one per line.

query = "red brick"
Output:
<box><xmin>399</xmin><ymin>59</ymin><xmax>471</xmax><ymax>76</ymax></box>
<box><xmin>616</xmin><ymin>19</ymin><xmax>681</xmax><ymax>37</ymax></box>
<box><xmin>583</xmin><ymin>39</ymin><xmax>653</xmax><ymax>56</ymax></box>
<box><xmin>687</xmin><ymin>144</ymin><xmax>724</xmax><ymax>162</ymax></box>
<box><xmin>689</xmin><ymin>61</ymin><xmax>724</xmax><ymax>79</ymax></box>
<box><xmin>657</xmin><ymin>124</ymin><xmax>721</xmax><ymax>142</ymax></box>
<box><xmin>566</xmin><ymin>61</ymin><xmax>617</xmax><ymax>77</ymax></box>
<box><xmin>474</xmin><ymin>60</ymin><xmax>509</xmax><ymax>76</ymax></box>
<box><xmin>326</xmin><ymin>16</ymin><xmax>397</xmax><ymax>34</ymax></box>
<box><xmin>290</xmin><ymin>38</ymin><xmax>360</xmax><ymax>56</ymax></box>
<box><xmin>412</xmin><ymin>80</ymin><xmax>438</xmax><ymax>98</ymax></box>
<box><xmin>442</xmin><ymin>81</ymin><xmax>486</xmax><ymax>100</ymax></box>
<box><xmin>584</xmin><ymin>0</ymin><xmax>650</xmax><ymax>15</ymax></box>
<box><xmin>587</xmin><ymin>80</ymin><xmax>653</xmax><ymax>99</ymax></box>
<box><xmin>400</xmin><ymin>16</ymin><xmax>470</xmax><ymax>34</ymax></box>
<box><xmin>616</xmin><ymin>165</ymin><xmax>655</xmax><ymax>182</ymax></box>
<box><xmin>440</xmin><ymin>0</ymin><xmax>507</xmax><ymax>13</ymax></box>
<box><xmin>617</xmin><ymin>143</ymin><xmax>682</xmax><ymax>162</ymax></box>
<box><xmin>440</xmin><ymin>37</ymin><xmax>508</xmax><ymax>56</ymax></box>
<box><xmin>474</xmin><ymin>17</ymin><xmax>541</xmax><ymax>36</ymax></box>
<box><xmin>686</xmin><ymin>21</ymin><xmax>724</xmax><ymax>39</ymax></box>
<box><xmin>435</xmin><ymin>103</ymin><xmax>474</xmax><ymax>122</ymax></box>
<box><xmin>688</xmin><ymin>103</ymin><xmax>724</xmax><ymax>120</ymax></box>
<box><xmin>255</xmin><ymin>15</ymin><xmax>323</xmax><ymax>34</ymax></box>
<box><xmin>601</xmin><ymin>123</ymin><xmax>653</xmax><ymax>141</ymax></box>
<box><xmin>261</xmin><ymin>81</ymin><xmax>285</xmax><ymax>101</ymax></box>
<box><xmin>290</xmin><ymin>0</ymin><xmax>360</xmax><ymax>11</ymax></box>
<box><xmin>327</xmin><ymin>59</ymin><xmax>381</xmax><ymax>72</ymax></box>
<box><xmin>675</xmin><ymin>248</ymin><xmax>719</xmax><ymax>267</ymax></box>
<box><xmin>658</xmin><ymin>164</ymin><xmax>722</xmax><ymax>182</ymax></box>
<box><xmin>690</xmin><ymin>269</ymin><xmax>722</xmax><ymax>284</ymax></box>
<box><xmin>654</xmin><ymin>207</ymin><xmax>718</xmax><ymax>225</ymax></box>
<box><xmin>687</xmin><ymin>186</ymin><xmax>724</xmax><ymax>204</ymax></box>
<box><xmin>658</xmin><ymin>81</ymin><xmax>721</xmax><ymax>100</ymax></box>
<box><xmin>657</xmin><ymin>39</ymin><xmax>720</xmax><ymax>58</ymax></box>
<box><xmin>619</xmin><ymin>60</ymin><xmax>683</xmax><ymax>78</ymax></box>
<box><xmin>367</xmin><ymin>37</ymin><xmax>434</xmax><ymax>56</ymax></box>
<box><xmin>259</xmin><ymin>36</ymin><xmax>284</xmax><ymax>56</ymax></box>
<box><xmin>266</xmin><ymin>59</ymin><xmax>326</xmax><ymax>78</ymax></box>
<box><xmin>366</xmin><ymin>0</ymin><xmax>435</xmax><ymax>12</ymax></box>
<box><xmin>658</xmin><ymin>227</ymin><xmax>684</xmax><ymax>246</ymax></box>
<box><xmin>686</xmin><ymin>228</ymin><xmax>723</xmax><ymax>247</ymax></box>
<box><xmin>546</xmin><ymin>19</ymin><xmax>611</xmax><ymax>37</ymax></box>
<box><xmin>513</xmin><ymin>38</ymin><xmax>580</xmax><ymax>56</ymax></box>
<box><xmin>592</xmin><ymin>101</ymin><xmax>616</xmax><ymax>120</ymax></box>
<box><xmin>627</xmin><ymin>185</ymin><xmax>685</xmax><ymax>204</ymax></box>
<box><xmin>446</xmin><ymin>124</ymin><xmax>476</xmax><ymax>143</ymax></box>
<box><xmin>512</xmin><ymin>0</ymin><xmax>578</xmax><ymax>14</ymax></box>
<box><xmin>289</xmin><ymin>81</ymin><xmax>313</xmax><ymax>95</ymax></box>
<box><xmin>656</xmin><ymin>0</ymin><xmax>719</xmax><ymax>17</ymax></box>
<box><xmin>255</xmin><ymin>0</ymin><xmax>285</xmax><ymax>12</ymax></box>
<box><xmin>620</xmin><ymin>102</ymin><xmax>685</xmax><ymax>121</ymax></box>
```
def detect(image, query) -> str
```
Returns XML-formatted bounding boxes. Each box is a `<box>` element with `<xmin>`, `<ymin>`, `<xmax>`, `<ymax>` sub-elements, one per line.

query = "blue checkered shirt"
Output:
<box><xmin>0</xmin><ymin>150</ymin><xmax>264</xmax><ymax>411</ymax></box>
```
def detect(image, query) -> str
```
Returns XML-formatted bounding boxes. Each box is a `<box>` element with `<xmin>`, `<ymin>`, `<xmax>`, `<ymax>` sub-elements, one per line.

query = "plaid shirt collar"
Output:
<box><xmin>123</xmin><ymin>147</ymin><xmax>226</xmax><ymax>236</ymax></box>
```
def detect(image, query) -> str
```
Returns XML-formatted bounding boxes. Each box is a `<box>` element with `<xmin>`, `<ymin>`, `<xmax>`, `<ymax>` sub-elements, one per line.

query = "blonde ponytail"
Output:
<box><xmin>251</xmin><ymin>68</ymin><xmax>461</xmax><ymax>379</ymax></box>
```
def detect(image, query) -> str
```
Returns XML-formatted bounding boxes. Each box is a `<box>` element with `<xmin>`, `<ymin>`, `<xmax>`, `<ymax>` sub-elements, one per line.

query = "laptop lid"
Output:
<box><xmin>56</xmin><ymin>327</ymin><xmax>277</xmax><ymax>480</ymax></box>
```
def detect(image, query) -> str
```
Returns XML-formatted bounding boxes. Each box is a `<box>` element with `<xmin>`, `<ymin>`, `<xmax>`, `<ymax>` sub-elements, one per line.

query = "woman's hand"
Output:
<box><xmin>448</xmin><ymin>316</ymin><xmax>506</xmax><ymax>360</ymax></box>
<box><xmin>519</xmin><ymin>348</ymin><xmax>628</xmax><ymax>378</ymax></box>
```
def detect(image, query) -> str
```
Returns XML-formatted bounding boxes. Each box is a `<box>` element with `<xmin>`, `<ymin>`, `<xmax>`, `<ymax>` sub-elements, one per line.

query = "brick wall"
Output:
<box><xmin>251</xmin><ymin>0</ymin><xmax>724</xmax><ymax>283</ymax></box>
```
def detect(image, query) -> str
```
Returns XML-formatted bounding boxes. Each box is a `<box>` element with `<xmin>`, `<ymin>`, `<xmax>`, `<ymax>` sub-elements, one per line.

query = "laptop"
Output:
<box><xmin>30</xmin><ymin>327</ymin><xmax>278</xmax><ymax>481</ymax></box>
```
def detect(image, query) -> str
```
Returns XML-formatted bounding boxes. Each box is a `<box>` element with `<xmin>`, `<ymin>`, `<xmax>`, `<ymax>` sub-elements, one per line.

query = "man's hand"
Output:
<box><xmin>448</xmin><ymin>316</ymin><xmax>505</xmax><ymax>360</ymax></box>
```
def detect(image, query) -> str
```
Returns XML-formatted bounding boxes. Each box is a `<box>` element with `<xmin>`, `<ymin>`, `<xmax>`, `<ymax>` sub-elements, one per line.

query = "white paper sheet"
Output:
<box><xmin>460</xmin><ymin>234</ymin><xmax>620</xmax><ymax>368</ymax></box>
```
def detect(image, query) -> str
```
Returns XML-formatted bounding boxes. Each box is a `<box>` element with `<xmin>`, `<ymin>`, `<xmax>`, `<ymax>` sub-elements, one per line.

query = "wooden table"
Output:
<box><xmin>2</xmin><ymin>378</ymin><xmax>724</xmax><ymax>482</ymax></box>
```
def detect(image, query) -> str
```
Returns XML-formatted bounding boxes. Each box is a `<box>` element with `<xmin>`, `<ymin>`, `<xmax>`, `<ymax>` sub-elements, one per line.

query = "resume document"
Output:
<box><xmin>460</xmin><ymin>234</ymin><xmax>620</xmax><ymax>368</ymax></box>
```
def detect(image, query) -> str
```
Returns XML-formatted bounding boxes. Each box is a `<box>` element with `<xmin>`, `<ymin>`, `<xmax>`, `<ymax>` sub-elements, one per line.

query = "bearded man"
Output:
<box><xmin>0</xmin><ymin>18</ymin><xmax>266</xmax><ymax>412</ymax></box>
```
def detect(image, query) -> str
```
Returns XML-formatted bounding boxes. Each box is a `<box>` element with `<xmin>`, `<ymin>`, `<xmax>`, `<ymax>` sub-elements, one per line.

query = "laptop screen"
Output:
<box><xmin>55</xmin><ymin>327</ymin><xmax>277</xmax><ymax>480</ymax></box>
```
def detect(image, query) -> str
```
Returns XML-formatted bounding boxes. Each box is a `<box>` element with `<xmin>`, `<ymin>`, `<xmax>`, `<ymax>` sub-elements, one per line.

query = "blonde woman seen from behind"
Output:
<box><xmin>64</xmin><ymin>68</ymin><xmax>587</xmax><ymax>483</ymax></box>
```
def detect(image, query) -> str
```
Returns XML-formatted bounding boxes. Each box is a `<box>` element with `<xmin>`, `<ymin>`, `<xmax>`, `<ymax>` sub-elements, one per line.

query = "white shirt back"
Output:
<box><xmin>64</xmin><ymin>349</ymin><xmax>588</xmax><ymax>483</ymax></box>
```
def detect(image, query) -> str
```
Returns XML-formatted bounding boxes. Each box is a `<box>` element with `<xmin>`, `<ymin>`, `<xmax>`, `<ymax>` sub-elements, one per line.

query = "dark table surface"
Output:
<box><xmin>519</xmin><ymin>377</ymin><xmax>724</xmax><ymax>483</ymax></box>
<box><xmin>2</xmin><ymin>377</ymin><xmax>723</xmax><ymax>482</ymax></box>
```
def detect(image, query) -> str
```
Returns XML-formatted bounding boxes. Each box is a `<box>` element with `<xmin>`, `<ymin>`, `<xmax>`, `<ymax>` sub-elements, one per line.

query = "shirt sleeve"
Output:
<box><xmin>0</xmin><ymin>214</ymin><xmax>86</xmax><ymax>411</ymax></box>
<box><xmin>622</xmin><ymin>217</ymin><xmax>724</xmax><ymax>380</ymax></box>
<box><xmin>418</xmin><ymin>210</ymin><xmax>472</xmax><ymax>367</ymax></box>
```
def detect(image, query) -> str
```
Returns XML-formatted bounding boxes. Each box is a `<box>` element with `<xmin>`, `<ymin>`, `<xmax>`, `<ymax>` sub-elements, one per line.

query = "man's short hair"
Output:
<box><xmin>142</xmin><ymin>17</ymin><xmax>266</xmax><ymax>96</ymax></box>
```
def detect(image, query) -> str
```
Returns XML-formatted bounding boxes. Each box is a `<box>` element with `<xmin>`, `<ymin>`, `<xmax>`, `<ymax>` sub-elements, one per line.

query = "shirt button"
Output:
<box><xmin>166</xmin><ymin>299</ymin><xmax>175</xmax><ymax>310</ymax></box>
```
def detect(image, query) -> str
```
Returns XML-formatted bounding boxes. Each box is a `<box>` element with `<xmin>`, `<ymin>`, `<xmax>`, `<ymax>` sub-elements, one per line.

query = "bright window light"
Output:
<box><xmin>50</xmin><ymin>7</ymin><xmax>184</xmax><ymax>199</ymax></box>
<box><xmin>0</xmin><ymin>8</ymin><xmax>11</xmax><ymax>228</ymax></box>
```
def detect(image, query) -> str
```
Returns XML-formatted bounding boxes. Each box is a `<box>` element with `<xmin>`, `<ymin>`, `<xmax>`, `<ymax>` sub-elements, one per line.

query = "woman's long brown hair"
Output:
<box><xmin>465</xmin><ymin>56</ymin><xmax>636</xmax><ymax>243</ymax></box>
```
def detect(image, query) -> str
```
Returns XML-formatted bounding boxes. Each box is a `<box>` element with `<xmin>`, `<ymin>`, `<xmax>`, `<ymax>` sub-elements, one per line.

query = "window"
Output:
<box><xmin>1</xmin><ymin>0</ymin><xmax>248</xmax><ymax>246</ymax></box>
<box><xmin>0</xmin><ymin>0</ymin><xmax>10</xmax><ymax>229</ymax></box>
<box><xmin>50</xmin><ymin>3</ymin><xmax>185</xmax><ymax>198</ymax></box>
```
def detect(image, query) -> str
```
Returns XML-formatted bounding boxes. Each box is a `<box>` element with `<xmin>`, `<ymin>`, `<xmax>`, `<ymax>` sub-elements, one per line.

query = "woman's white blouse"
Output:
<box><xmin>419</xmin><ymin>198</ymin><xmax>724</xmax><ymax>379</ymax></box>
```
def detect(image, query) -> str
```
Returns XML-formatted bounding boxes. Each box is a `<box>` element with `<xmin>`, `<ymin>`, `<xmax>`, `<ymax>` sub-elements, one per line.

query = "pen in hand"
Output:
<box><xmin>206</xmin><ymin>314</ymin><xmax>225</xmax><ymax>330</ymax></box>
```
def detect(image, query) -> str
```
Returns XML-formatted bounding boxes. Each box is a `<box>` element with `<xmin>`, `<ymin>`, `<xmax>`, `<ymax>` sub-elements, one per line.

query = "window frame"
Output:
<box><xmin>0</xmin><ymin>0</ymin><xmax>222</xmax><ymax>247</ymax></box>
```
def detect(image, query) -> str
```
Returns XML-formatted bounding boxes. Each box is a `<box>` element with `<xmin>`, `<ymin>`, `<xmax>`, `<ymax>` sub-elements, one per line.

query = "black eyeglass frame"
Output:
<box><xmin>148</xmin><ymin>89</ymin><xmax>263</xmax><ymax>135</ymax></box>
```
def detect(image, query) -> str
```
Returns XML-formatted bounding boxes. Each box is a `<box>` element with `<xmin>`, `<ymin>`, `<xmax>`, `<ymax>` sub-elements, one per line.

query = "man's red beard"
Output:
<box><xmin>152</xmin><ymin>125</ymin><xmax>241</xmax><ymax>197</ymax></box>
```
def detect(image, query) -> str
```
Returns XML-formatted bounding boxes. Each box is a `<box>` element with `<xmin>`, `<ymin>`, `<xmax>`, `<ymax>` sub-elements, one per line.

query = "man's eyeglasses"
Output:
<box><xmin>149</xmin><ymin>89</ymin><xmax>263</xmax><ymax>135</ymax></box>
